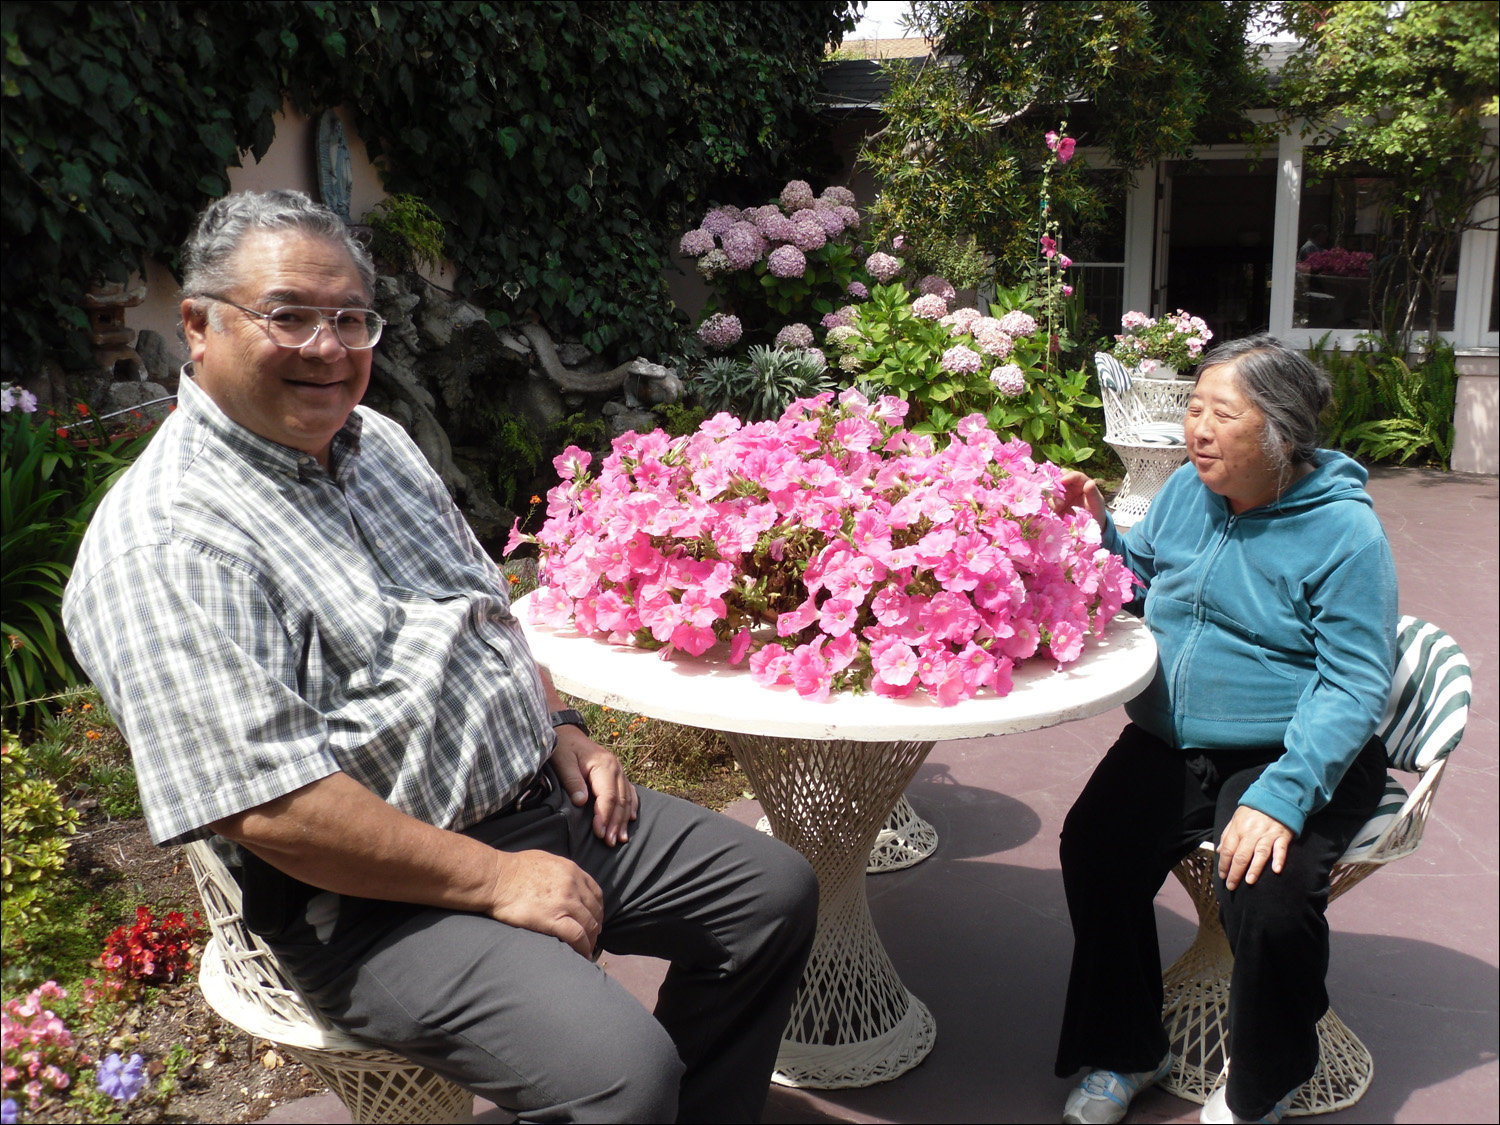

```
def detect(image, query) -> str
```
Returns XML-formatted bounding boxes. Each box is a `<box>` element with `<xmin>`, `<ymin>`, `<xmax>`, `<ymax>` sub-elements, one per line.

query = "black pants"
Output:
<box><xmin>1054</xmin><ymin>725</ymin><xmax>1386</xmax><ymax>1119</ymax></box>
<box><xmin>243</xmin><ymin>771</ymin><xmax>818</xmax><ymax>1124</ymax></box>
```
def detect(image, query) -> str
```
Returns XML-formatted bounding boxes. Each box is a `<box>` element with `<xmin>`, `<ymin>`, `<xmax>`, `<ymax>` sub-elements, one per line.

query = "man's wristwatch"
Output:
<box><xmin>549</xmin><ymin>709</ymin><xmax>590</xmax><ymax>738</ymax></box>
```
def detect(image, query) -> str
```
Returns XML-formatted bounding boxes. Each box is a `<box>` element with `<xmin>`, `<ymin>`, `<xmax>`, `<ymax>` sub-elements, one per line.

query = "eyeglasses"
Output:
<box><xmin>203</xmin><ymin>295</ymin><xmax>385</xmax><ymax>350</ymax></box>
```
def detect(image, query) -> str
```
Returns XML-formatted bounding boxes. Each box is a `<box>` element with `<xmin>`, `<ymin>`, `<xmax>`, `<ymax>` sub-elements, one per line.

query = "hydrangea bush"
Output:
<box><xmin>680</xmin><ymin>181</ymin><xmax>875</xmax><ymax>349</ymax></box>
<box><xmin>510</xmin><ymin>391</ymin><xmax>1136</xmax><ymax>705</ymax></box>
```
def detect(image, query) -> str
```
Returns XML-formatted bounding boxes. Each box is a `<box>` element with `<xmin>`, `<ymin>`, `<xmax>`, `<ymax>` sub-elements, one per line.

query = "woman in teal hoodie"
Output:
<box><xmin>1052</xmin><ymin>337</ymin><xmax>1397</xmax><ymax>1125</ymax></box>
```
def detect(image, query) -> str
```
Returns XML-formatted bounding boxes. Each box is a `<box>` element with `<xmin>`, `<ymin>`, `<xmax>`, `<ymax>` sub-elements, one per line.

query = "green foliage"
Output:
<box><xmin>1</xmin><ymin>1</ymin><xmax>858</xmax><ymax>379</ymax></box>
<box><xmin>366</xmin><ymin>193</ymin><xmax>446</xmax><ymax>274</ymax></box>
<box><xmin>478</xmin><ymin>401</ymin><xmax>544</xmax><ymax>511</ymax></box>
<box><xmin>656</xmin><ymin>401</ymin><xmax>707</xmax><ymax>438</ymax></box>
<box><xmin>692</xmin><ymin>346</ymin><xmax>834</xmax><ymax>422</ymax></box>
<box><xmin>21</xmin><ymin>689</ymin><xmax>141</xmax><ymax>821</ymax></box>
<box><xmin>1276</xmin><ymin>1</ymin><xmax>1499</xmax><ymax>347</ymax></box>
<box><xmin>1</xmin><ymin>727</ymin><xmax>80</xmax><ymax>935</ymax></box>
<box><xmin>2</xmin><ymin>405</ymin><xmax>157</xmax><ymax>726</ymax></box>
<box><xmin>1314</xmin><ymin>336</ymin><xmax>1459</xmax><ymax>467</ymax></box>
<box><xmin>860</xmin><ymin>1</ymin><xmax>1270</xmax><ymax>285</ymax></box>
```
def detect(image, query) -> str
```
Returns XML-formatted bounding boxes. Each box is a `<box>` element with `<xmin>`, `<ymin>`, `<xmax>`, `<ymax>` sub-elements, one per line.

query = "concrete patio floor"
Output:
<box><xmin>268</xmin><ymin>466</ymin><xmax>1498</xmax><ymax>1125</ymax></box>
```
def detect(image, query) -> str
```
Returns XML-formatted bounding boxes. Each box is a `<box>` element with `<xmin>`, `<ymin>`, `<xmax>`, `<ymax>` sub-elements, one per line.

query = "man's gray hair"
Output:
<box><xmin>1194</xmin><ymin>335</ymin><xmax>1331</xmax><ymax>469</ymax></box>
<box><xmin>181</xmin><ymin>190</ymin><xmax>376</xmax><ymax>323</ymax></box>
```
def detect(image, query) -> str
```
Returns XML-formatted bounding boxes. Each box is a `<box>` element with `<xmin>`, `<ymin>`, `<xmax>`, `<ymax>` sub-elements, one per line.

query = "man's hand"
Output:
<box><xmin>1217</xmin><ymin>805</ymin><xmax>1294</xmax><ymax>890</ymax></box>
<box><xmin>550</xmin><ymin>724</ymin><xmax>639</xmax><ymax>846</ymax></box>
<box><xmin>1052</xmin><ymin>470</ymin><xmax>1107</xmax><ymax>525</ymax></box>
<box><xmin>487</xmin><ymin>848</ymin><xmax>604</xmax><ymax>957</ymax></box>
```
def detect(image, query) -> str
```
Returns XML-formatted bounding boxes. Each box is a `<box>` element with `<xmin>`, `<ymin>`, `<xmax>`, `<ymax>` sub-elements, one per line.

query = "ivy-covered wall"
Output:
<box><xmin>1</xmin><ymin>0</ymin><xmax>857</xmax><ymax>380</ymax></box>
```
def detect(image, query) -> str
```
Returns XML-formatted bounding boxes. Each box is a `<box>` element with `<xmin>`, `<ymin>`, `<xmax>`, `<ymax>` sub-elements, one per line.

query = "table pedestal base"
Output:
<box><xmin>755</xmin><ymin>792</ymin><xmax>939</xmax><ymax>874</ymax></box>
<box><xmin>725</xmin><ymin>733</ymin><xmax>937</xmax><ymax>1089</ymax></box>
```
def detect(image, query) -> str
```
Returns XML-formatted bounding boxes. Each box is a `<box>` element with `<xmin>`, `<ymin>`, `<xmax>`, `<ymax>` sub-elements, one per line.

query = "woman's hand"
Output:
<box><xmin>1217</xmin><ymin>806</ymin><xmax>1294</xmax><ymax>890</ymax></box>
<box><xmin>1052</xmin><ymin>471</ymin><xmax>1108</xmax><ymax>526</ymax></box>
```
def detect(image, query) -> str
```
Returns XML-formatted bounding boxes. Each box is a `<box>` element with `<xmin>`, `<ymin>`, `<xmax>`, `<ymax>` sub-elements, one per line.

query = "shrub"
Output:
<box><xmin>366</xmin><ymin>193</ymin><xmax>445</xmax><ymax>274</ymax></box>
<box><xmin>0</xmin><ymin>729</ymin><xmax>79</xmax><ymax>936</ymax></box>
<box><xmin>1315</xmin><ymin>336</ymin><xmax>1459</xmax><ymax>467</ymax></box>
<box><xmin>692</xmin><ymin>346</ymin><xmax>834</xmax><ymax>423</ymax></box>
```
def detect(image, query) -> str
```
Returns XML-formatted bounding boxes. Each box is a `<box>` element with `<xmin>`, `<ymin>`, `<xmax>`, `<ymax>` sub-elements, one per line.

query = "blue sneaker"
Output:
<box><xmin>1062</xmin><ymin>1053</ymin><xmax>1174</xmax><ymax>1124</ymax></box>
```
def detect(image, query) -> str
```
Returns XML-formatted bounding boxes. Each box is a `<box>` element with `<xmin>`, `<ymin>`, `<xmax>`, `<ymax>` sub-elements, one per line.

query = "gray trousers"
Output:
<box><xmin>251</xmin><ymin>771</ymin><xmax>819</xmax><ymax>1123</ymax></box>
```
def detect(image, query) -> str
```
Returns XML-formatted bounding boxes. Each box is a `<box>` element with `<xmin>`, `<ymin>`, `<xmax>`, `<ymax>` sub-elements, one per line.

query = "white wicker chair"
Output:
<box><xmin>1159</xmin><ymin>617</ymin><xmax>1472</xmax><ymax>1114</ymax></box>
<box><xmin>185</xmin><ymin>840</ymin><xmax>474</xmax><ymax>1124</ymax></box>
<box><xmin>1096</xmin><ymin>352</ymin><xmax>1194</xmax><ymax>528</ymax></box>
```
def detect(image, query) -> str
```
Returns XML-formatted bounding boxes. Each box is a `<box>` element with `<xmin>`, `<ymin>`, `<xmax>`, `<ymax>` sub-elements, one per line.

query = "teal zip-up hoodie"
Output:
<box><xmin>1103</xmin><ymin>451</ymin><xmax>1397</xmax><ymax>836</ymax></box>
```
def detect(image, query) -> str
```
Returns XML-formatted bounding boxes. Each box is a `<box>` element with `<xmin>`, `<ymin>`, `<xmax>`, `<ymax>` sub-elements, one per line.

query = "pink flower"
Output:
<box><xmin>780</xmin><ymin>179</ymin><xmax>816</xmax><ymax>211</ymax></box>
<box><xmin>941</xmin><ymin>344</ymin><xmax>982</xmax><ymax>374</ymax></box>
<box><xmin>865</xmin><ymin>252</ymin><xmax>902</xmax><ymax>283</ymax></box>
<box><xmin>847</xmin><ymin>281</ymin><xmax>869</xmax><ymax>299</ymax></box>
<box><xmin>730</xmin><ymin>628</ymin><xmax>752</xmax><ymax>665</ymax></box>
<box><xmin>998</xmin><ymin>310</ymin><xmax>1038</xmax><ymax>337</ymax></box>
<box><xmin>990</xmin><ymin>364</ymin><xmax>1025</xmax><ymax>397</ymax></box>
<box><xmin>775</xmin><ymin>322</ymin><xmax>815</xmax><ymax>348</ymax></box>
<box><xmin>891</xmin><ymin>234</ymin><xmax>905</xmax><ymax>250</ymax></box>
<box><xmin>1056</xmin><ymin>137</ymin><xmax>1076</xmax><ymax>163</ymax></box>
<box><xmin>1062</xmin><ymin>284</ymin><xmax>1074</xmax><ymax>296</ymax></box>
<box><xmin>679</xmin><ymin>228</ymin><xmax>716</xmax><ymax>256</ymax></box>
<box><xmin>918</xmin><ymin>274</ymin><xmax>957</xmax><ymax>300</ymax></box>
<box><xmin>1040</xmin><ymin>235</ymin><xmax>1058</xmax><ymax>259</ymax></box>
<box><xmin>768</xmin><ymin>245</ymin><xmax>807</xmax><ymax>278</ymax></box>
<box><xmin>912</xmin><ymin>293</ymin><xmax>948</xmax><ymax>319</ymax></box>
<box><xmin>1058</xmin><ymin>254</ymin><xmax>1073</xmax><ymax>270</ymax></box>
<box><xmin>698</xmin><ymin>312</ymin><xmax>742</xmax><ymax>350</ymax></box>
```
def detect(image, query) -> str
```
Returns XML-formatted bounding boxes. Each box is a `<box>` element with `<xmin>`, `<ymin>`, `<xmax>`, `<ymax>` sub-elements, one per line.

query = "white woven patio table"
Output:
<box><xmin>517</xmin><ymin>597</ymin><xmax>1157</xmax><ymax>1089</ymax></box>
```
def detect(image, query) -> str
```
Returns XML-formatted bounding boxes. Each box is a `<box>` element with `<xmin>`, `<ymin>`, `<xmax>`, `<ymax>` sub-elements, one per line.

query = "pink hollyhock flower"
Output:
<box><xmin>1040</xmin><ymin>235</ymin><xmax>1058</xmax><ymax>259</ymax></box>
<box><xmin>1058</xmin><ymin>253</ymin><xmax>1073</xmax><ymax>269</ymax></box>
<box><xmin>1062</xmin><ymin>284</ymin><xmax>1074</xmax><ymax>296</ymax></box>
<box><xmin>1056</xmin><ymin>137</ymin><xmax>1076</xmax><ymax>163</ymax></box>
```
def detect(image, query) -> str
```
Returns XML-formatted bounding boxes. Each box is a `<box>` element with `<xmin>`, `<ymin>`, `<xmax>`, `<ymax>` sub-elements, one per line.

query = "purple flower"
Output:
<box><xmin>846</xmin><ymin>281</ymin><xmax>869</xmax><ymax>299</ymax></box>
<box><xmin>97</xmin><ymin>1053</ymin><xmax>147</xmax><ymax>1103</ymax></box>
<box><xmin>780</xmin><ymin>180</ymin><xmax>816</xmax><ymax>211</ymax></box>
<box><xmin>821</xmin><ymin>309</ymin><xmax>853</xmax><ymax>330</ymax></box>
<box><xmin>821</xmin><ymin>185</ymin><xmax>857</xmax><ymax>207</ymax></box>
<box><xmin>775</xmin><ymin>323</ymin><xmax>815</xmax><ymax>349</ymax></box>
<box><xmin>698</xmin><ymin>313</ymin><xmax>743</xmax><ymax>351</ymax></box>
<box><xmin>892</xmin><ymin>235</ymin><xmax>905</xmax><ymax>250</ymax></box>
<box><xmin>835</xmin><ymin>205</ymin><xmax>861</xmax><ymax>229</ymax></box>
<box><xmin>700</xmin><ymin>207</ymin><xmax>742</xmax><ymax>236</ymax></box>
<box><xmin>2</xmin><ymin>1098</ymin><xmax>16</xmax><ymax>1125</ymax></box>
<box><xmin>912</xmin><ymin>293</ymin><xmax>948</xmax><ymax>319</ymax></box>
<box><xmin>918</xmin><ymin>275</ymin><xmax>957</xmax><ymax>300</ymax></box>
<box><xmin>940</xmin><ymin>345</ymin><xmax>982</xmax><ymax>374</ymax></box>
<box><xmin>813</xmin><ymin>208</ymin><xmax>846</xmax><ymax>236</ymax></box>
<box><xmin>865</xmin><ymin>252</ymin><xmax>902</xmax><ymax>283</ymax></box>
<box><xmin>990</xmin><ymin>363</ymin><xmax>1026</xmax><ymax>397</ymax></box>
<box><xmin>721</xmin><ymin>224</ymin><xmax>766</xmax><ymax>270</ymax></box>
<box><xmin>998</xmin><ymin>310</ymin><xmax>1038</xmax><ymax>338</ymax></box>
<box><xmin>789</xmin><ymin>212</ymin><xmax>827</xmax><ymax>251</ymax></box>
<box><xmin>678</xmin><ymin>228</ymin><xmax>716</xmax><ymax>257</ymax></box>
<box><xmin>768</xmin><ymin>245</ymin><xmax>807</xmax><ymax>279</ymax></box>
<box><xmin>0</xmin><ymin>387</ymin><xmax>13</xmax><ymax>413</ymax></box>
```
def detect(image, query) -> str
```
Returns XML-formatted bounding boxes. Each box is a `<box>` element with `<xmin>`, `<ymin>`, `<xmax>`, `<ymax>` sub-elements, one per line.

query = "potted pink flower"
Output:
<box><xmin>1110</xmin><ymin>310</ymin><xmax>1213</xmax><ymax>378</ymax></box>
<box><xmin>509</xmin><ymin>392</ymin><xmax>1136</xmax><ymax>705</ymax></box>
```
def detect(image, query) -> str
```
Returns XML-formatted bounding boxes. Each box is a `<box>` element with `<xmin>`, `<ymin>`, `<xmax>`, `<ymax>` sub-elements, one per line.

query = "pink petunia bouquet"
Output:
<box><xmin>509</xmin><ymin>391</ymin><xmax>1137</xmax><ymax>705</ymax></box>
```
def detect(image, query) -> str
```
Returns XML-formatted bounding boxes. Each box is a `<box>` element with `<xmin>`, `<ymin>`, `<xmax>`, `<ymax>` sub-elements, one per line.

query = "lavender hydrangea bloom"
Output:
<box><xmin>998</xmin><ymin>310</ymin><xmax>1039</xmax><ymax>337</ymax></box>
<box><xmin>721</xmin><ymin>224</ymin><xmax>766</xmax><ymax>270</ymax></box>
<box><xmin>918</xmin><ymin>275</ymin><xmax>957</xmax><ymax>301</ymax></box>
<box><xmin>97</xmin><ymin>1053</ymin><xmax>147</xmax><ymax>1103</ymax></box>
<box><xmin>813</xmin><ymin>208</ymin><xmax>846</xmax><ymax>236</ymax></box>
<box><xmin>821</xmin><ymin>185</ymin><xmax>857</xmax><ymax>207</ymax></box>
<box><xmin>700</xmin><ymin>207</ymin><xmax>741</xmax><ymax>236</ymax></box>
<box><xmin>940</xmin><ymin>345</ymin><xmax>983</xmax><ymax>374</ymax></box>
<box><xmin>696</xmin><ymin>249</ymin><xmax>730</xmax><ymax>278</ymax></box>
<box><xmin>865</xmin><ymin>252</ymin><xmax>902</xmax><ymax>283</ymax></box>
<box><xmin>698</xmin><ymin>313</ymin><xmax>743</xmax><ymax>350</ymax></box>
<box><xmin>780</xmin><ymin>180</ymin><xmax>816</xmax><ymax>211</ymax></box>
<box><xmin>767</xmin><ymin>245</ymin><xmax>807</xmax><ymax>279</ymax></box>
<box><xmin>775</xmin><ymin>323</ymin><xmax>815</xmax><ymax>348</ymax></box>
<box><xmin>821</xmin><ymin>309</ymin><xmax>852</xmax><ymax>330</ymax></box>
<box><xmin>912</xmin><ymin>294</ymin><xmax>948</xmax><ymax>319</ymax></box>
<box><xmin>990</xmin><ymin>363</ymin><xmax>1026</xmax><ymax>397</ymax></box>
<box><xmin>788</xmin><ymin>213</ymin><xmax>827</xmax><ymax>251</ymax></box>
<box><xmin>846</xmin><ymin>281</ymin><xmax>869</xmax><ymax>299</ymax></box>
<box><xmin>678</xmin><ymin>228</ymin><xmax>716</xmax><ymax>257</ymax></box>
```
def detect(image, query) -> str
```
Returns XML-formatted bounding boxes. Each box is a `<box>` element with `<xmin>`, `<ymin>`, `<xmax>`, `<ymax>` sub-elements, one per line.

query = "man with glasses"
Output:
<box><xmin>63</xmin><ymin>190</ymin><xmax>816</xmax><ymax>1123</ymax></box>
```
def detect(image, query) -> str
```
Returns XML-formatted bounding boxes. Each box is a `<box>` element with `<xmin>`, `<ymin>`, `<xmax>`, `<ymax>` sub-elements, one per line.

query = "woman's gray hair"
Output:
<box><xmin>1194</xmin><ymin>335</ymin><xmax>1331</xmax><ymax>468</ymax></box>
<box><xmin>181</xmin><ymin>190</ymin><xmax>375</xmax><ymax>324</ymax></box>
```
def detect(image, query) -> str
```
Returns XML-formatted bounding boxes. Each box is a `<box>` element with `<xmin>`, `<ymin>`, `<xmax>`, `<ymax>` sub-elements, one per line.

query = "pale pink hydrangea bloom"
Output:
<box><xmin>721</xmin><ymin>223</ymin><xmax>766</xmax><ymax>269</ymax></box>
<box><xmin>940</xmin><ymin>344</ymin><xmax>982</xmax><ymax>373</ymax></box>
<box><xmin>865</xmin><ymin>252</ymin><xmax>902</xmax><ymax>283</ymax></box>
<box><xmin>700</xmin><ymin>206</ymin><xmax>741</xmax><ymax>235</ymax></box>
<box><xmin>940</xmin><ymin>306</ymin><xmax>983</xmax><ymax>334</ymax></box>
<box><xmin>788</xmin><ymin>212</ymin><xmax>828</xmax><ymax>251</ymax></box>
<box><xmin>998</xmin><ymin>310</ymin><xmax>1038</xmax><ymax>337</ymax></box>
<box><xmin>990</xmin><ymin>363</ymin><xmax>1026</xmax><ymax>397</ymax></box>
<box><xmin>971</xmin><ymin>317</ymin><xmax>1013</xmax><ymax>357</ymax></box>
<box><xmin>846</xmin><ymin>280</ymin><xmax>869</xmax><ymax>299</ymax></box>
<box><xmin>912</xmin><ymin>293</ymin><xmax>948</xmax><ymax>319</ymax></box>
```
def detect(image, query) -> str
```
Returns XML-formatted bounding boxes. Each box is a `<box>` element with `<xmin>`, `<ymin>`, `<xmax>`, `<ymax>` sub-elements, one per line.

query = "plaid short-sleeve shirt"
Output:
<box><xmin>63</xmin><ymin>374</ymin><xmax>553</xmax><ymax>846</ymax></box>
